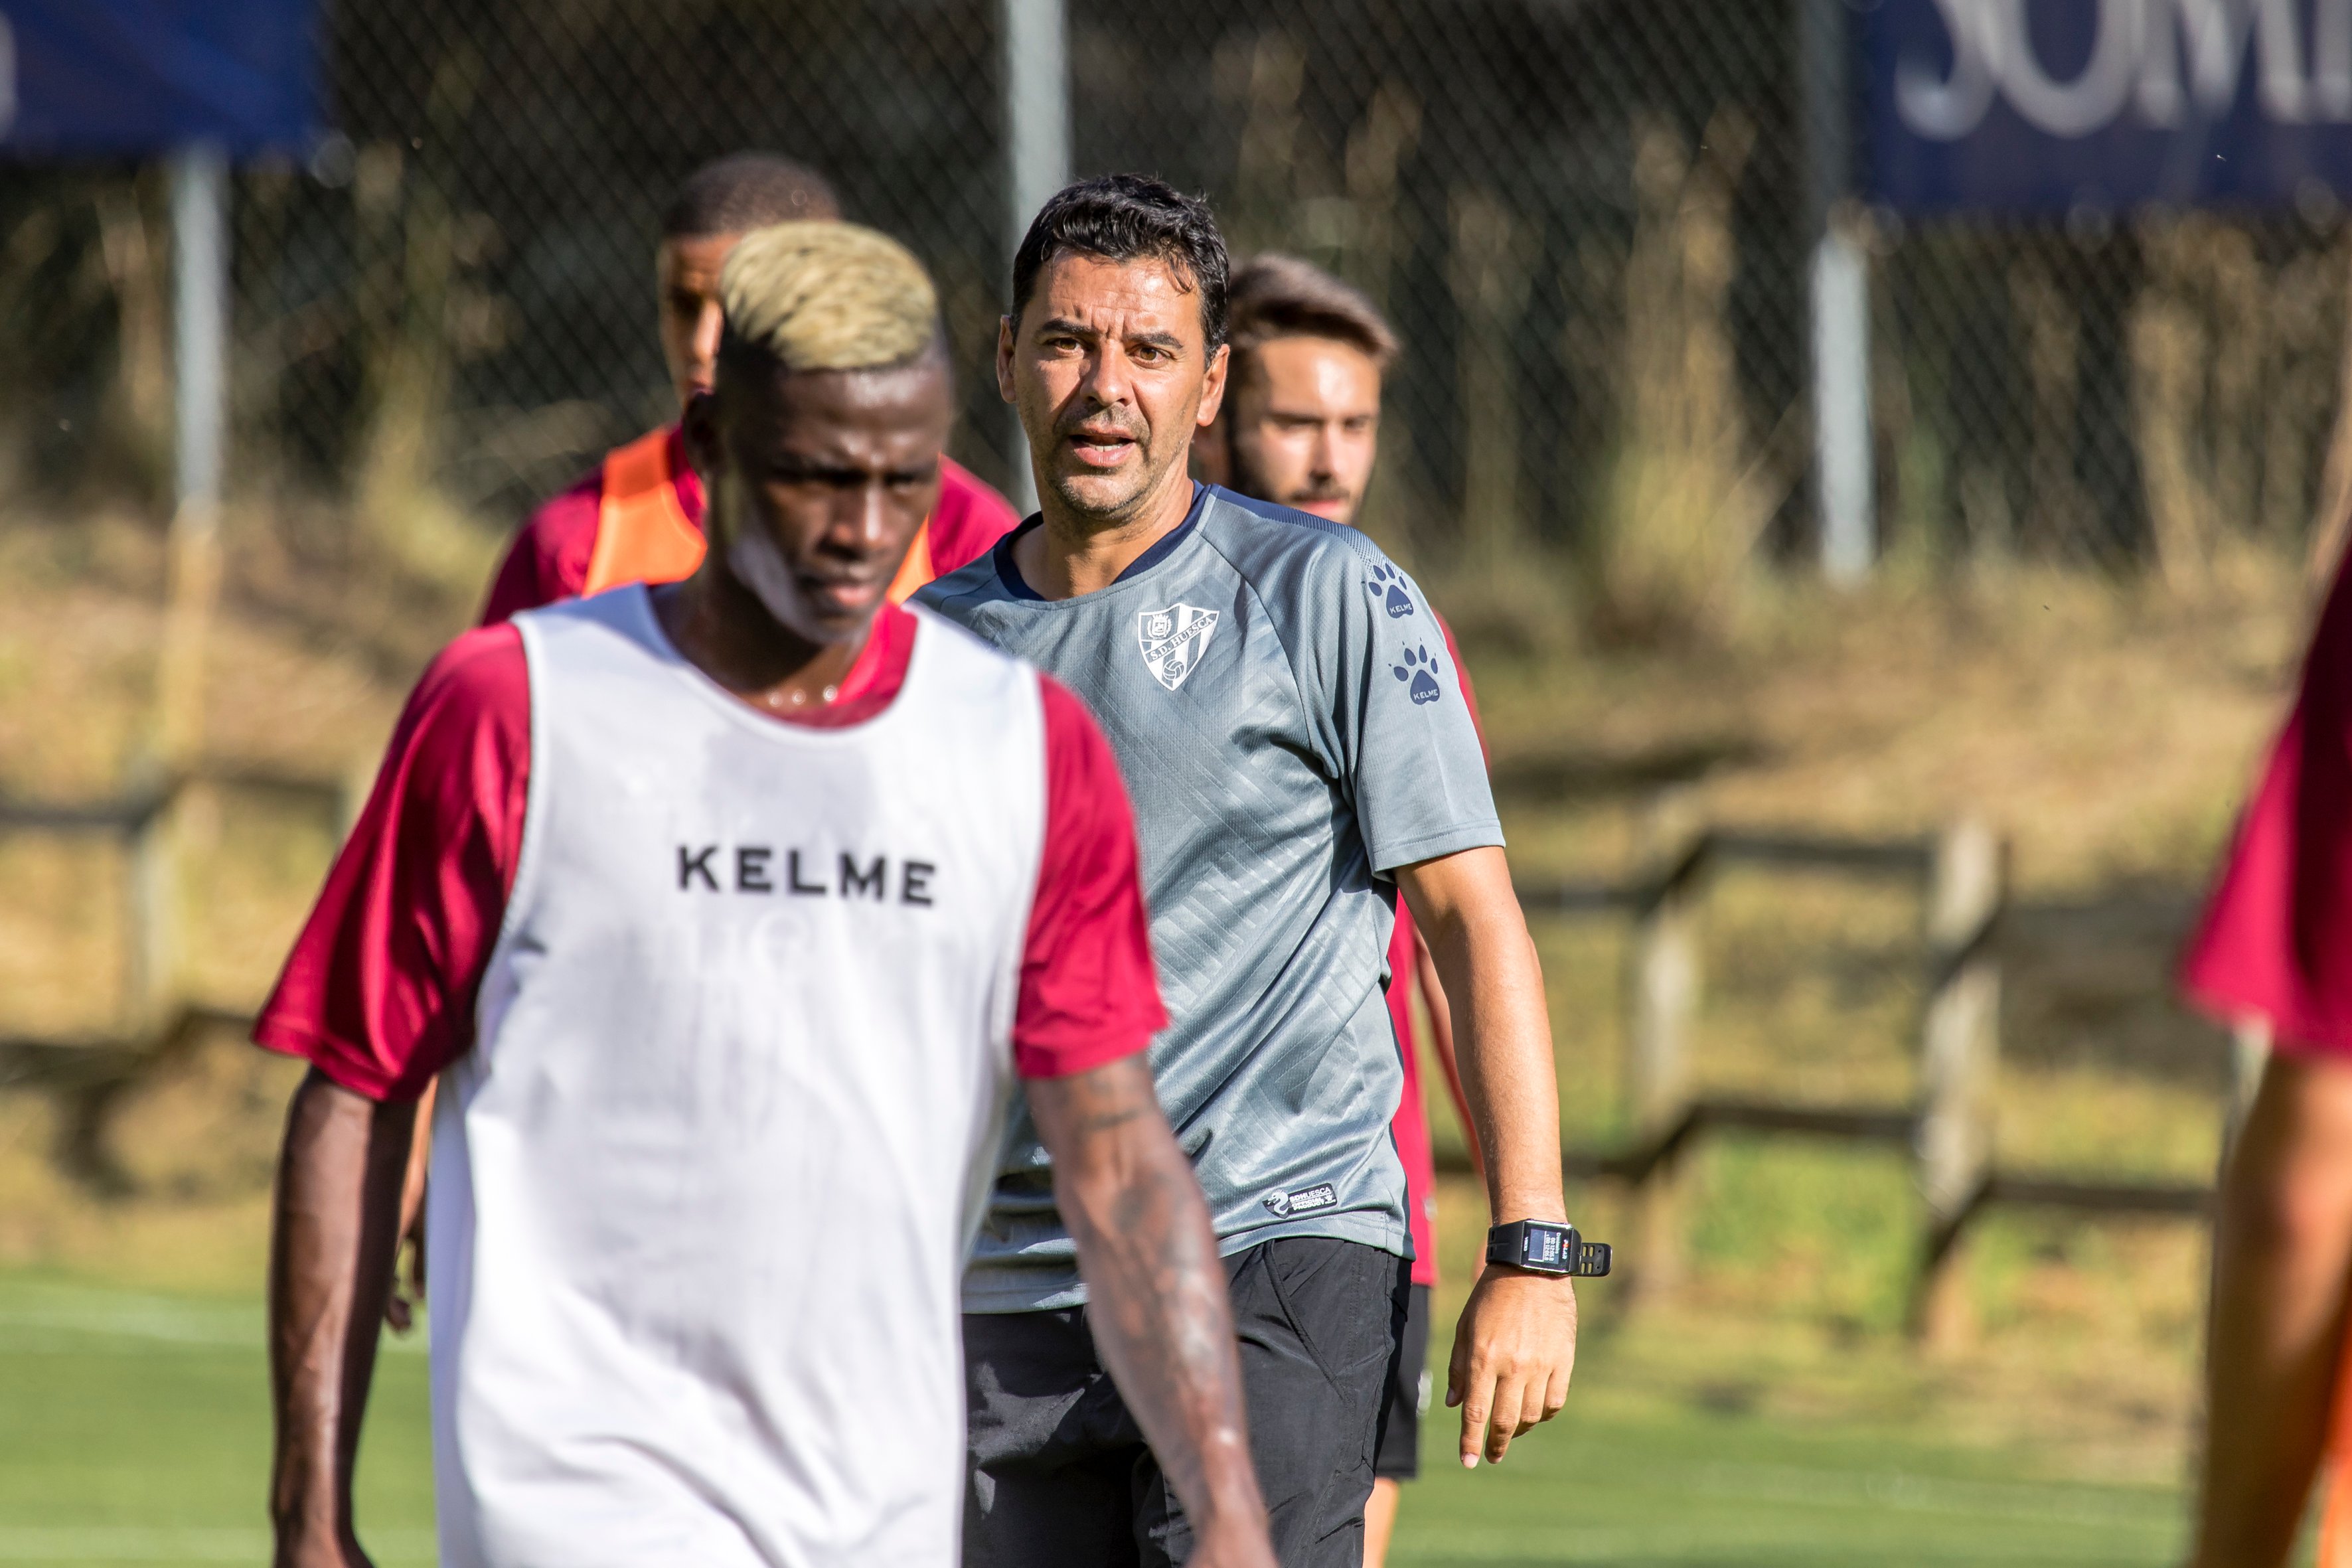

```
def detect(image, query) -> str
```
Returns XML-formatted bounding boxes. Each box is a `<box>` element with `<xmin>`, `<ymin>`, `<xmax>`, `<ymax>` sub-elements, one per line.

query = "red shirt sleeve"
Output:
<box><xmin>2182</xmin><ymin>556</ymin><xmax>2352</xmax><ymax>1056</ymax></box>
<box><xmin>1385</xmin><ymin>899</ymin><xmax>1440</xmax><ymax>1284</ymax></box>
<box><xmin>927</xmin><ymin>455</ymin><xmax>1026</xmax><ymax>581</ymax></box>
<box><xmin>1012</xmin><ymin>676</ymin><xmax>1166</xmax><ymax>1079</ymax></box>
<box><xmin>254</xmin><ymin>626</ymin><xmax>532</xmax><ymax>1100</ymax></box>
<box><xmin>669</xmin><ymin>424</ymin><xmax>706</xmax><ymax>524</ymax></box>
<box><xmin>479</xmin><ymin>473</ymin><xmax>601</xmax><ymax>625</ymax></box>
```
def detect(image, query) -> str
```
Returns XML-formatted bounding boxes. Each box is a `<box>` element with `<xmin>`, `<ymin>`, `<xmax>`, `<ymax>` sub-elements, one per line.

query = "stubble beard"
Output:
<box><xmin>1041</xmin><ymin>429</ymin><xmax>1190</xmax><ymax>534</ymax></box>
<box><xmin>1229</xmin><ymin>440</ymin><xmax>1353</xmax><ymax>526</ymax></box>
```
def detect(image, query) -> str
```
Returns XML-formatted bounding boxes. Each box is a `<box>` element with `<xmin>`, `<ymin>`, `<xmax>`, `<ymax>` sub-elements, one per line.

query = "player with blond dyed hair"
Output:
<box><xmin>260</xmin><ymin>222</ymin><xmax>1276</xmax><ymax>1568</ymax></box>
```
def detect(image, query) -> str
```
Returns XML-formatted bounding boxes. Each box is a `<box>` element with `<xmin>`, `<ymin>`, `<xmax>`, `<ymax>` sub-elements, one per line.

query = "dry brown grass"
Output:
<box><xmin>0</xmin><ymin>497</ymin><xmax>489</xmax><ymax>1282</ymax></box>
<box><xmin>0</xmin><ymin>499</ymin><xmax>2321</xmax><ymax>1470</ymax></box>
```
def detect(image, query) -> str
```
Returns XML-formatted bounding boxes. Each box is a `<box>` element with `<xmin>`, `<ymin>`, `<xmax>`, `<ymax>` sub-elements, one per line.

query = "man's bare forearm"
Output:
<box><xmin>1399</xmin><ymin>848</ymin><xmax>1563</xmax><ymax>1223</ymax></box>
<box><xmin>1397</xmin><ymin>845</ymin><xmax>1579</xmax><ymax>1468</ymax></box>
<box><xmin>1031</xmin><ymin>1058</ymin><xmax>1269</xmax><ymax>1549</ymax></box>
<box><xmin>269</xmin><ymin>1070</ymin><xmax>413</xmax><ymax>1561</ymax></box>
<box><xmin>2193</xmin><ymin>1054</ymin><xmax>2352</xmax><ymax>1568</ymax></box>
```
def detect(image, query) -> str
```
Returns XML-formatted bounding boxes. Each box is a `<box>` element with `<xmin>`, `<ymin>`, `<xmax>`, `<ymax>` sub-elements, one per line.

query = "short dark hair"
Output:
<box><xmin>1009</xmin><ymin>174</ymin><xmax>1229</xmax><ymax>349</ymax></box>
<box><xmin>662</xmin><ymin>153</ymin><xmax>841</xmax><ymax>240</ymax></box>
<box><xmin>1227</xmin><ymin>254</ymin><xmax>1397</xmax><ymax>373</ymax></box>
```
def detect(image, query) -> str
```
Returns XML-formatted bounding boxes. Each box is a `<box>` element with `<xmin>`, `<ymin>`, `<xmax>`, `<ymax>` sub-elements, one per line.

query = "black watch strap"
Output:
<box><xmin>1486</xmin><ymin>1219</ymin><xmax>1612</xmax><ymax>1277</ymax></box>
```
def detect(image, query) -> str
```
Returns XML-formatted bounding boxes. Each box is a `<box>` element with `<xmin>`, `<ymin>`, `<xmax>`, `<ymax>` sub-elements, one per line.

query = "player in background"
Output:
<box><xmin>1194</xmin><ymin>252</ymin><xmax>1485</xmax><ymax>1567</ymax></box>
<box><xmin>2182</xmin><ymin>552</ymin><xmax>2352</xmax><ymax>1568</ymax></box>
<box><xmin>478</xmin><ymin>151</ymin><xmax>1020</xmax><ymax>623</ymax></box>
<box><xmin>262</xmin><ymin>222</ymin><xmax>1274</xmax><ymax>1568</ymax></box>
<box><xmin>921</xmin><ymin>175</ymin><xmax>1582</xmax><ymax>1568</ymax></box>
<box><xmin>378</xmin><ymin>154</ymin><xmax>1030</xmax><ymax>1316</ymax></box>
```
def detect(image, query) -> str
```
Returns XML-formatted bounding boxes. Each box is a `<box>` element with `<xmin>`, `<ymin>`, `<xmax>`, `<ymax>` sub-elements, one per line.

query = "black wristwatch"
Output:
<box><xmin>1486</xmin><ymin>1219</ymin><xmax>1611</xmax><ymax>1277</ymax></box>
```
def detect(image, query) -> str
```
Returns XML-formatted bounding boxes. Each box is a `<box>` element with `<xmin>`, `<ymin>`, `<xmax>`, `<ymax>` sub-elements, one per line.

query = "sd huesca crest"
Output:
<box><xmin>1136</xmin><ymin>603</ymin><xmax>1219</xmax><ymax>692</ymax></box>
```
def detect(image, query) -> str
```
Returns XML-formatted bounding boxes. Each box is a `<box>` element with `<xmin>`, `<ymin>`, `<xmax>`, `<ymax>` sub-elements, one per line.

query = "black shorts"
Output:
<box><xmin>1373</xmin><ymin>1283</ymin><xmax>1433</xmax><ymax>1480</ymax></box>
<box><xmin>963</xmin><ymin>1236</ymin><xmax>1410</xmax><ymax>1568</ymax></box>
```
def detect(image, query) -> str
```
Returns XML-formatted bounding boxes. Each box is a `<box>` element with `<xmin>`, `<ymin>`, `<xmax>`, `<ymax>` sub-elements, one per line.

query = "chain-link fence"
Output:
<box><xmin>1877</xmin><ymin>212</ymin><xmax>2349</xmax><ymax>574</ymax></box>
<box><xmin>0</xmin><ymin>0</ymin><xmax>2343</xmax><ymax>615</ymax></box>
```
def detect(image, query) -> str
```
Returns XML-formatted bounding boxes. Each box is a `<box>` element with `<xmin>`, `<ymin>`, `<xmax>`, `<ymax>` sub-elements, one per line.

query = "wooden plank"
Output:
<box><xmin>1624</xmin><ymin>797</ymin><xmax>1704</xmax><ymax>1298</ymax></box>
<box><xmin>1513</xmin><ymin>880</ymin><xmax>1640</xmax><ymax>916</ymax></box>
<box><xmin>1708</xmin><ymin>830</ymin><xmax>1934</xmax><ymax>876</ymax></box>
<box><xmin>1913</xmin><ymin>819</ymin><xmax>2005</xmax><ymax>1346</ymax></box>
<box><xmin>0</xmin><ymin>765</ymin><xmax>343</xmax><ymax>837</ymax></box>
<box><xmin>1691</xmin><ymin>1098</ymin><xmax>1916</xmax><ymax>1142</ymax></box>
<box><xmin>200</xmin><ymin>765</ymin><xmax>347</xmax><ymax>812</ymax></box>
<box><xmin>0</xmin><ymin>788</ymin><xmax>171</xmax><ymax>835</ymax></box>
<box><xmin>1980</xmin><ymin>1174</ymin><xmax>2214</xmax><ymax>1217</ymax></box>
<box><xmin>0</xmin><ymin>1040</ymin><xmax>147</xmax><ymax>1091</ymax></box>
<box><xmin>0</xmin><ymin>1006</ymin><xmax>252</xmax><ymax>1085</ymax></box>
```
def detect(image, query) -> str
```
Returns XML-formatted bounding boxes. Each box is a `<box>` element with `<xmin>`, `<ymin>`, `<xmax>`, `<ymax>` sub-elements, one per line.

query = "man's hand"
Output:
<box><xmin>1397</xmin><ymin>845</ymin><xmax>1581</xmax><ymax>1466</ymax></box>
<box><xmin>1030</xmin><ymin>1056</ymin><xmax>1276</xmax><ymax>1568</ymax></box>
<box><xmin>383</xmin><ymin>1081</ymin><xmax>435</xmax><ymax>1334</ymax></box>
<box><xmin>1447</xmin><ymin>1268</ymin><xmax>1578</xmax><ymax>1466</ymax></box>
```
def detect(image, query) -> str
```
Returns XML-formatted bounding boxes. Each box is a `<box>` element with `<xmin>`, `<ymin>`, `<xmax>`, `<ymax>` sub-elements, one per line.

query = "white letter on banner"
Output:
<box><xmin>1996</xmin><ymin>0</ymin><xmax>2144</xmax><ymax>137</ymax></box>
<box><xmin>2319</xmin><ymin>0</ymin><xmax>2352</xmax><ymax>118</ymax></box>
<box><xmin>2142</xmin><ymin>0</ymin><xmax>2310</xmax><ymax>123</ymax></box>
<box><xmin>1899</xmin><ymin>0</ymin><xmax>2001</xmax><ymax>139</ymax></box>
<box><xmin>2260</xmin><ymin>0</ymin><xmax>2313</xmax><ymax>119</ymax></box>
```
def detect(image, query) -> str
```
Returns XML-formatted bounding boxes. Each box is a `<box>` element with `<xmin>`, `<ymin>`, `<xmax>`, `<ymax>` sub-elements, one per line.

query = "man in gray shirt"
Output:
<box><xmin>921</xmin><ymin>174</ymin><xmax>1583</xmax><ymax>1568</ymax></box>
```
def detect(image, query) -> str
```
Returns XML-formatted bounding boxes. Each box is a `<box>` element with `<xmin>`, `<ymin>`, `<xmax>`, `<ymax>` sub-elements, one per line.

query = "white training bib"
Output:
<box><xmin>426</xmin><ymin>587</ymin><xmax>1046</xmax><ymax>1567</ymax></box>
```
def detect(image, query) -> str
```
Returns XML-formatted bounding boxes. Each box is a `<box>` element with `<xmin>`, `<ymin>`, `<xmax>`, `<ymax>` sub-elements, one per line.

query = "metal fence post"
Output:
<box><xmin>1802</xmin><ymin>0</ymin><xmax>1874</xmax><ymax>584</ymax></box>
<box><xmin>160</xmin><ymin>141</ymin><xmax>229</xmax><ymax>762</ymax></box>
<box><xmin>1626</xmin><ymin>795</ymin><xmax>1704</xmax><ymax>1298</ymax></box>
<box><xmin>1001</xmin><ymin>0</ymin><xmax>1067</xmax><ymax>513</ymax></box>
<box><xmin>1912</xmin><ymin>818</ymin><xmax>2003</xmax><ymax>1344</ymax></box>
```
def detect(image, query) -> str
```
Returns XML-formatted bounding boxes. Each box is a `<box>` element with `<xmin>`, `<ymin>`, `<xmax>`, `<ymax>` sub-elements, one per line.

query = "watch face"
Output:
<box><xmin>1492</xmin><ymin>1221</ymin><xmax>1592</xmax><ymax>1274</ymax></box>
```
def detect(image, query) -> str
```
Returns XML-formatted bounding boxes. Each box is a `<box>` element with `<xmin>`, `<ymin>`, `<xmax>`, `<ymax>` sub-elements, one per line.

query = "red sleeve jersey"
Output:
<box><xmin>478</xmin><ymin>428</ymin><xmax>709</xmax><ymax>625</ymax></box>
<box><xmin>1386</xmin><ymin>610</ymin><xmax>1487</xmax><ymax>1285</ymax></box>
<box><xmin>256</xmin><ymin>603</ymin><xmax>1162</xmax><ymax>1098</ymax></box>
<box><xmin>2182</xmin><ymin>555</ymin><xmax>2352</xmax><ymax>1054</ymax></box>
<box><xmin>928</xmin><ymin>456</ymin><xmax>1026</xmax><ymax>579</ymax></box>
<box><xmin>477</xmin><ymin>429</ymin><xmax>1020</xmax><ymax>625</ymax></box>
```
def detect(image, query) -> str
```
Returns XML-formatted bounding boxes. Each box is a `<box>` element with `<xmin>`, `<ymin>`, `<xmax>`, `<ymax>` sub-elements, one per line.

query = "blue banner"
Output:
<box><xmin>0</xmin><ymin>0</ymin><xmax>318</xmax><ymax>158</ymax></box>
<box><xmin>1864</xmin><ymin>0</ymin><xmax>2352</xmax><ymax>215</ymax></box>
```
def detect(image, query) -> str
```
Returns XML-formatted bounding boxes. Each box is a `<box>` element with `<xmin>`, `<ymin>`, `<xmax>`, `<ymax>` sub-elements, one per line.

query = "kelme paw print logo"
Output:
<box><xmin>1364</xmin><ymin>562</ymin><xmax>1415</xmax><ymax>619</ymax></box>
<box><xmin>1393</xmin><ymin>643</ymin><xmax>1443</xmax><ymax>705</ymax></box>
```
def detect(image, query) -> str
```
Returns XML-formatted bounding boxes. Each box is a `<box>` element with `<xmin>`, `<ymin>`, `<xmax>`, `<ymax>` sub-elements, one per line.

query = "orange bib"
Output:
<box><xmin>585</xmin><ymin>430</ymin><xmax>706</xmax><ymax>596</ymax></box>
<box><xmin>585</xmin><ymin>426</ymin><xmax>938</xmax><ymax>605</ymax></box>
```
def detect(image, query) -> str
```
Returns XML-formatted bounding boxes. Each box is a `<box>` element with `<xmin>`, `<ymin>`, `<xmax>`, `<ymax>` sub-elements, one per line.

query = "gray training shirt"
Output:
<box><xmin>918</xmin><ymin>484</ymin><xmax>1502</xmax><ymax>1312</ymax></box>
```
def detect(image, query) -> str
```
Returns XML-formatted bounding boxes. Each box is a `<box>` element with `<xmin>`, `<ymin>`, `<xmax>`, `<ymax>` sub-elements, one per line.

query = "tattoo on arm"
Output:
<box><xmin>1031</xmin><ymin>1058</ymin><xmax>1265</xmax><ymax>1537</ymax></box>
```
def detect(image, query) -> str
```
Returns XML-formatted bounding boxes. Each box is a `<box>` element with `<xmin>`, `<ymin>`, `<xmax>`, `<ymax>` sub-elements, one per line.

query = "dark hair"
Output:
<box><xmin>662</xmin><ymin>153</ymin><xmax>840</xmax><ymax>240</ymax></box>
<box><xmin>1009</xmin><ymin>174</ymin><xmax>1229</xmax><ymax>349</ymax></box>
<box><xmin>1227</xmin><ymin>254</ymin><xmax>1397</xmax><ymax>372</ymax></box>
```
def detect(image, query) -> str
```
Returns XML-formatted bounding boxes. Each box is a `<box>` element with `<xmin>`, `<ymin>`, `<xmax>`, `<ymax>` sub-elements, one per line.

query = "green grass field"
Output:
<box><xmin>0</xmin><ymin>1271</ymin><xmax>2192</xmax><ymax>1568</ymax></box>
